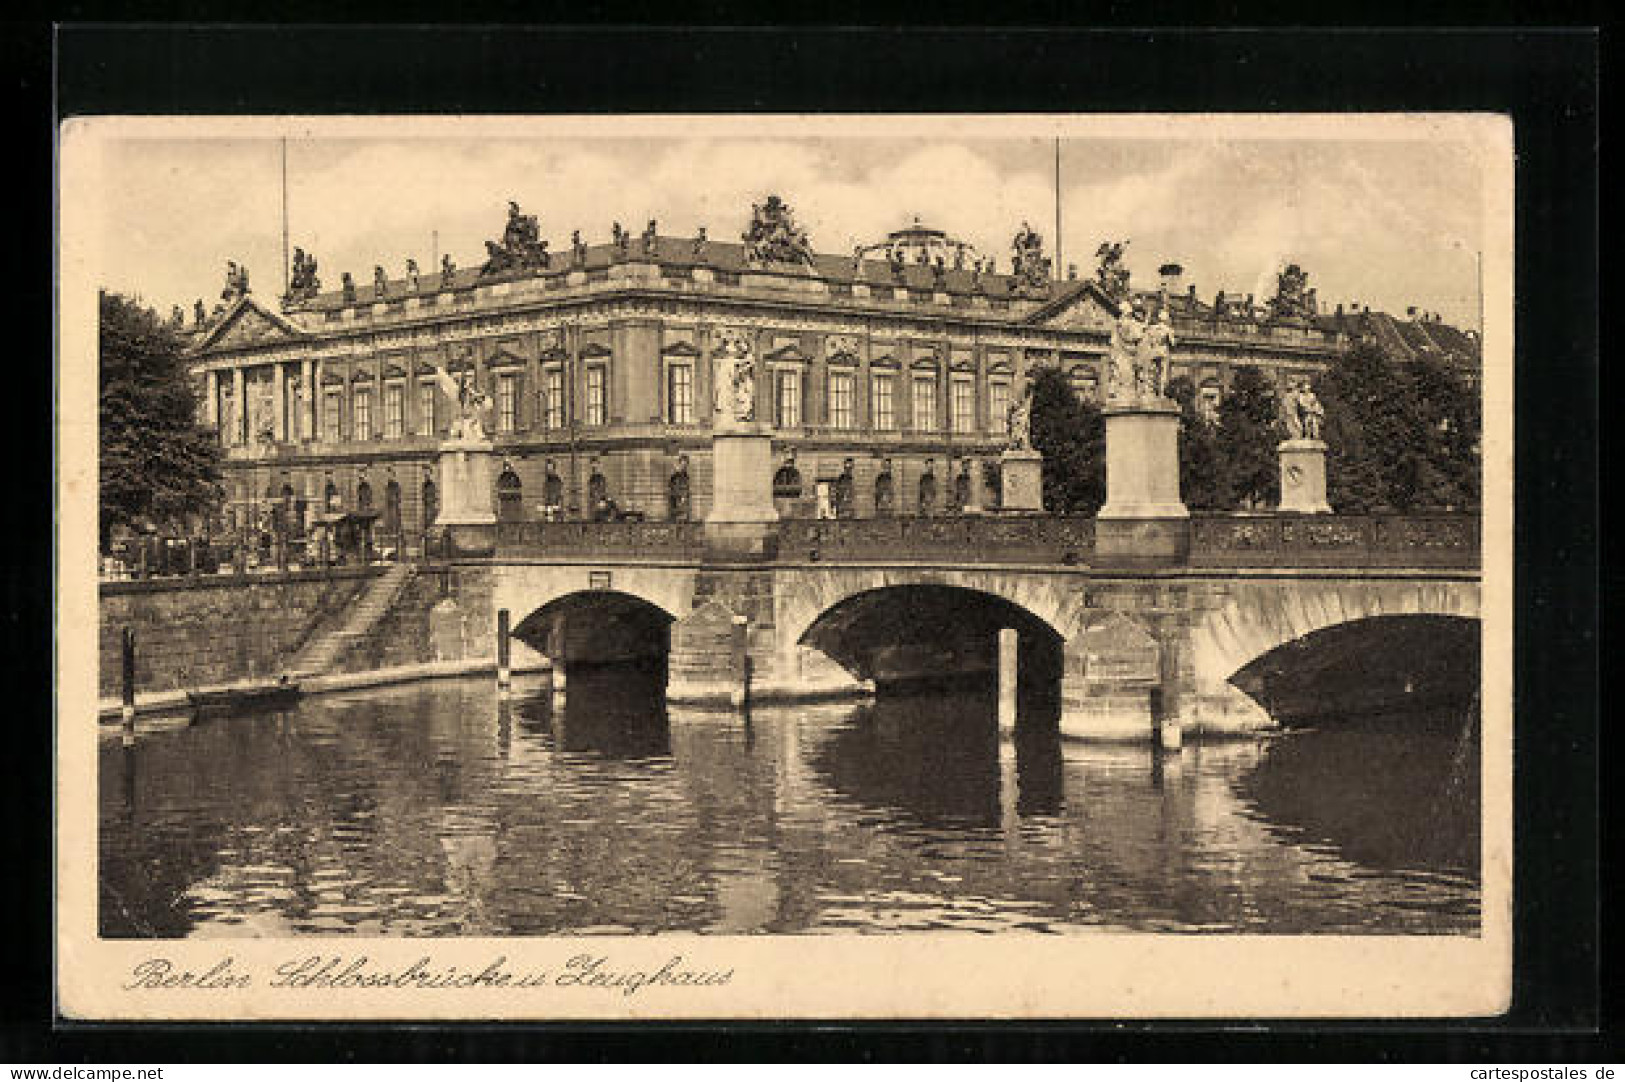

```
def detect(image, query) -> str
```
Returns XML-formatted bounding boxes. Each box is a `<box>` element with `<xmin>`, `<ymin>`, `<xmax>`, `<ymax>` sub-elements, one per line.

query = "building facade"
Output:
<box><xmin>183</xmin><ymin>200</ymin><xmax>1481</xmax><ymax>550</ymax></box>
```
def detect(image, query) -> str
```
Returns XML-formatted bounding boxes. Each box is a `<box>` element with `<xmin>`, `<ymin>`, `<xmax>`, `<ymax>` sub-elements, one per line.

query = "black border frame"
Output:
<box><xmin>8</xmin><ymin>23</ymin><xmax>1602</xmax><ymax>1061</ymax></box>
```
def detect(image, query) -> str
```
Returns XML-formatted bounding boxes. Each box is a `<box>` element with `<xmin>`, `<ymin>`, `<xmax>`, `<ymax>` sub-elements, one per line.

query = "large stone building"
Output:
<box><xmin>183</xmin><ymin>197</ymin><xmax>1480</xmax><ymax>550</ymax></box>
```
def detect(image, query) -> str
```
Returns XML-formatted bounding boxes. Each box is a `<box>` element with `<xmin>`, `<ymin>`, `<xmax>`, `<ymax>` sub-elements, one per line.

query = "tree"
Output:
<box><xmin>1216</xmin><ymin>365</ymin><xmax>1282</xmax><ymax>509</ymax></box>
<box><xmin>1028</xmin><ymin>366</ymin><xmax>1105</xmax><ymax>515</ymax></box>
<box><xmin>1315</xmin><ymin>343</ymin><xmax>1481</xmax><ymax>513</ymax></box>
<box><xmin>99</xmin><ymin>290</ymin><xmax>222</xmax><ymax>548</ymax></box>
<box><xmin>1165</xmin><ymin>375</ymin><xmax>1226</xmax><ymax>511</ymax></box>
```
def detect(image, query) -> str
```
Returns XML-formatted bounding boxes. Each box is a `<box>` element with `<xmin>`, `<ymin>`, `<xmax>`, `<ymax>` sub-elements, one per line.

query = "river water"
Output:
<box><xmin>99</xmin><ymin>669</ymin><xmax>1480</xmax><ymax>938</ymax></box>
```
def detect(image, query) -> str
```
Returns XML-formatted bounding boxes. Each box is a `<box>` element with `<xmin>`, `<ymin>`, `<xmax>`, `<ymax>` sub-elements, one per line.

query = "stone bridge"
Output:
<box><xmin>446</xmin><ymin>514</ymin><xmax>1480</xmax><ymax>743</ymax></box>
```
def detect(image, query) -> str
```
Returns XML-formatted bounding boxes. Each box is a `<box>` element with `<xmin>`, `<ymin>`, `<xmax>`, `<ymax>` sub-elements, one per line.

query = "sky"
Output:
<box><xmin>85</xmin><ymin>121</ymin><xmax>1492</xmax><ymax>329</ymax></box>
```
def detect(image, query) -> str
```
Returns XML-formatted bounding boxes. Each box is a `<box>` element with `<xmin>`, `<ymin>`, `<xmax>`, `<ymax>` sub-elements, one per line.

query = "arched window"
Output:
<box><xmin>667</xmin><ymin>470</ymin><xmax>691</xmax><ymax>521</ymax></box>
<box><xmin>356</xmin><ymin>480</ymin><xmax>374</xmax><ymax>514</ymax></box>
<box><xmin>588</xmin><ymin>472</ymin><xmax>609</xmax><ymax>519</ymax></box>
<box><xmin>874</xmin><ymin>471</ymin><xmax>895</xmax><ymax>517</ymax></box>
<box><xmin>543</xmin><ymin>472</ymin><xmax>564</xmax><ymax>514</ymax></box>
<box><xmin>422</xmin><ymin>479</ymin><xmax>439</xmax><ymax>527</ymax></box>
<box><xmin>496</xmin><ymin>466</ymin><xmax>523</xmax><ymax>523</ymax></box>
<box><xmin>384</xmin><ymin>480</ymin><xmax>402</xmax><ymax>534</ymax></box>
<box><xmin>772</xmin><ymin>464</ymin><xmax>803</xmax><ymax>500</ymax></box>
<box><xmin>917</xmin><ymin>470</ymin><xmax>937</xmax><ymax>516</ymax></box>
<box><xmin>952</xmin><ymin>468</ymin><xmax>971</xmax><ymax>512</ymax></box>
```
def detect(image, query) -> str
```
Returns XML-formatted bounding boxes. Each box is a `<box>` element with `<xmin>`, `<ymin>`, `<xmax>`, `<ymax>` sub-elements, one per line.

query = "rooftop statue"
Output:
<box><xmin>169</xmin><ymin>304</ymin><xmax>184</xmax><ymax>329</ymax></box>
<box><xmin>220</xmin><ymin>260</ymin><xmax>250</xmax><ymax>302</ymax></box>
<box><xmin>693</xmin><ymin>226</ymin><xmax>709</xmax><ymax>261</ymax></box>
<box><xmin>1094</xmin><ymin>240</ymin><xmax>1131</xmax><ymax>303</ymax></box>
<box><xmin>373</xmin><ymin>265</ymin><xmax>388</xmax><ymax>298</ymax></box>
<box><xmin>406</xmin><ymin>258</ymin><xmax>420</xmax><ymax>290</ymax></box>
<box><xmin>286</xmin><ymin>247</ymin><xmax>321</xmax><ymax>303</ymax></box>
<box><xmin>193</xmin><ymin>299</ymin><xmax>206</xmax><ymax>326</ymax></box>
<box><xmin>341</xmin><ymin>271</ymin><xmax>356</xmax><ymax>303</ymax></box>
<box><xmin>1011</xmin><ymin>222</ymin><xmax>1052</xmax><ymax>294</ymax></box>
<box><xmin>572</xmin><ymin>230</ymin><xmax>587</xmax><ymax>265</ymax></box>
<box><xmin>481</xmin><ymin>200</ymin><xmax>550</xmax><ymax>276</ymax></box>
<box><xmin>642</xmin><ymin>219</ymin><xmax>658</xmax><ymax>254</ymax></box>
<box><xmin>440</xmin><ymin>253</ymin><xmax>456</xmax><ymax>288</ymax></box>
<box><xmin>1268</xmin><ymin>263</ymin><xmax>1315</xmax><ymax>322</ymax></box>
<box><xmin>742</xmin><ymin>194</ymin><xmax>814</xmax><ymax>265</ymax></box>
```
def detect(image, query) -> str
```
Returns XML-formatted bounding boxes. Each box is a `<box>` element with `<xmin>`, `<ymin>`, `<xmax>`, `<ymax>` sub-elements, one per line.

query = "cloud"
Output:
<box><xmin>90</xmin><ymin>131</ymin><xmax>1488</xmax><ymax>329</ymax></box>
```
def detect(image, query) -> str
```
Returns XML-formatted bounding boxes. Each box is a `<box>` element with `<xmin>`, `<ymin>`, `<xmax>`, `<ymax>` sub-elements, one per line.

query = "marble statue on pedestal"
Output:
<box><xmin>1281</xmin><ymin>377</ymin><xmax>1326</xmax><ymax>441</ymax></box>
<box><xmin>1006</xmin><ymin>382</ymin><xmax>1033</xmax><ymax>450</ymax></box>
<box><xmin>1106</xmin><ymin>303</ymin><xmax>1148</xmax><ymax>403</ymax></box>
<box><xmin>433</xmin><ymin>364</ymin><xmax>493</xmax><ymax>441</ymax></box>
<box><xmin>712</xmin><ymin>328</ymin><xmax>756</xmax><ymax>425</ymax></box>
<box><xmin>1138</xmin><ymin>307</ymin><xmax>1175</xmax><ymax>399</ymax></box>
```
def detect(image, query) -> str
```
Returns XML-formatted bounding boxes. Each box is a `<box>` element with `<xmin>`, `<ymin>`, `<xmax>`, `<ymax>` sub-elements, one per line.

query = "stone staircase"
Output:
<box><xmin>286</xmin><ymin>562</ymin><xmax>416</xmax><ymax>678</ymax></box>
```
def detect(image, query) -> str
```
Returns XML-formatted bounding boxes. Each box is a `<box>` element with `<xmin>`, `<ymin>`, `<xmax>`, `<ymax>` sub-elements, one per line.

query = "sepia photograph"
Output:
<box><xmin>55</xmin><ymin>112</ymin><xmax>1513</xmax><ymax>1020</ymax></box>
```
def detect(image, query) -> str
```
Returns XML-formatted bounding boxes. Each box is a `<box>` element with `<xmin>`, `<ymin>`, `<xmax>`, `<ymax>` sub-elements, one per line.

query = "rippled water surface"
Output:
<box><xmin>99</xmin><ymin>671</ymin><xmax>1480</xmax><ymax>937</ymax></box>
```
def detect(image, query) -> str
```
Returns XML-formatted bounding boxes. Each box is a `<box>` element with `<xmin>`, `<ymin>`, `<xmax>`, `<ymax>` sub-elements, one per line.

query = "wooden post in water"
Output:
<box><xmin>997</xmin><ymin>627</ymin><xmax>1019</xmax><ymax>734</ymax></box>
<box><xmin>120</xmin><ymin>627</ymin><xmax>137</xmax><ymax>745</ymax></box>
<box><xmin>496</xmin><ymin>607</ymin><xmax>512</xmax><ymax>694</ymax></box>
<box><xmin>729</xmin><ymin>615</ymin><xmax>750</xmax><ymax>710</ymax></box>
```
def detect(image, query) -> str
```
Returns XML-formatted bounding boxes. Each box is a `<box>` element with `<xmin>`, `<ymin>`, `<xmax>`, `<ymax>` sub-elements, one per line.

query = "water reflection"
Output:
<box><xmin>99</xmin><ymin>672</ymin><xmax>1480</xmax><ymax>938</ymax></box>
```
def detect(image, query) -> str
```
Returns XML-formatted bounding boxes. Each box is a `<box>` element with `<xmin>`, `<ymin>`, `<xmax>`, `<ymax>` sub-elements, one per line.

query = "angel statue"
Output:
<box><xmin>434</xmin><ymin>364</ymin><xmax>493</xmax><ymax>441</ymax></box>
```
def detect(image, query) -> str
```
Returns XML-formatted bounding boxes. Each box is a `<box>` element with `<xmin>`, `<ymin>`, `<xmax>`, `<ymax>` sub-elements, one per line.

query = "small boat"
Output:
<box><xmin>187</xmin><ymin>678</ymin><xmax>303</xmax><ymax>718</ymax></box>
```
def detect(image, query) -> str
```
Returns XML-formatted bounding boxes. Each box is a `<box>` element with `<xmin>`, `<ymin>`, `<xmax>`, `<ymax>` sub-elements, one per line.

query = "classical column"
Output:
<box><xmin>230</xmin><ymin>366</ymin><xmax>246</xmax><ymax>445</ymax></box>
<box><xmin>301</xmin><ymin>359</ymin><xmax>316</xmax><ymax>442</ymax></box>
<box><xmin>204</xmin><ymin>369</ymin><xmax>219</xmax><ymax>428</ymax></box>
<box><xmin>273</xmin><ymin>363</ymin><xmax>288</xmax><ymax>443</ymax></box>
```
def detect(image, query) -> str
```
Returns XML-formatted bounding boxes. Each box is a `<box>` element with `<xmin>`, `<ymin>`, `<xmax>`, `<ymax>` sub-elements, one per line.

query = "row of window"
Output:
<box><xmin>220</xmin><ymin>360</ymin><xmax>1267</xmax><ymax>445</ymax></box>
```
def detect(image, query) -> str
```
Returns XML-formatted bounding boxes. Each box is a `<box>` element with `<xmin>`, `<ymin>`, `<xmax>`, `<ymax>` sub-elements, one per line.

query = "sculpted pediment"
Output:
<box><xmin>1026</xmin><ymin>281</ymin><xmax>1120</xmax><ymax>331</ymax></box>
<box><xmin>192</xmin><ymin>297</ymin><xmax>308</xmax><ymax>354</ymax></box>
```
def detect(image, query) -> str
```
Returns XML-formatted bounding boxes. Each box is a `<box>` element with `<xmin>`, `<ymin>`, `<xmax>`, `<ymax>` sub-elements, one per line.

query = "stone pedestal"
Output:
<box><xmin>436</xmin><ymin>437</ymin><xmax>497</xmax><ymax>556</ymax></box>
<box><xmin>1277</xmin><ymin>438</ymin><xmax>1332</xmax><ymax>515</ymax></box>
<box><xmin>998</xmin><ymin>449</ymin><xmax>1045</xmax><ymax>513</ymax></box>
<box><xmin>1095</xmin><ymin>398</ymin><xmax>1189</xmax><ymax>563</ymax></box>
<box><xmin>703</xmin><ymin>424</ymin><xmax>780</xmax><ymax>559</ymax></box>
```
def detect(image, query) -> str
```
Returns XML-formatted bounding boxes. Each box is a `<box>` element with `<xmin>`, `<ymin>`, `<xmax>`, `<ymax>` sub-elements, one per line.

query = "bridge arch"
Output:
<box><xmin>782</xmin><ymin>570</ymin><xmax>1080</xmax><ymax>700</ymax></box>
<box><xmin>1187</xmin><ymin>577</ymin><xmax>1480</xmax><ymax>725</ymax></box>
<box><xmin>777</xmin><ymin>567</ymin><xmax>1088</xmax><ymax>653</ymax></box>
<box><xmin>511</xmin><ymin>588</ymin><xmax>677</xmax><ymax>670</ymax></box>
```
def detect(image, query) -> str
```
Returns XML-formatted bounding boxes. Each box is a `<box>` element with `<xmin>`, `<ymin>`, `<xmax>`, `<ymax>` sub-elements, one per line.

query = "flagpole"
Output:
<box><xmin>280</xmin><ymin>137</ymin><xmax>290</xmax><ymax>297</ymax></box>
<box><xmin>1054</xmin><ymin>137</ymin><xmax>1062</xmax><ymax>282</ymax></box>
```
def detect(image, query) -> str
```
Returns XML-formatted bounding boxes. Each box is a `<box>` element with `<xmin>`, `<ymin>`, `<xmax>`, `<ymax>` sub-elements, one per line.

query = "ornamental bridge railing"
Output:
<box><xmin>1186</xmin><ymin>513</ymin><xmax>1479</xmax><ymax>569</ymax></box>
<box><xmin>492</xmin><ymin>514</ymin><xmax>1479</xmax><ymax>570</ymax></box>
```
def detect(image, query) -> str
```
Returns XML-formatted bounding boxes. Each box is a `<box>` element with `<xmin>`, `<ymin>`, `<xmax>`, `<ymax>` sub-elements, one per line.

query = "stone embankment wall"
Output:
<box><xmin>98</xmin><ymin>569</ymin><xmax>377</xmax><ymax>697</ymax></box>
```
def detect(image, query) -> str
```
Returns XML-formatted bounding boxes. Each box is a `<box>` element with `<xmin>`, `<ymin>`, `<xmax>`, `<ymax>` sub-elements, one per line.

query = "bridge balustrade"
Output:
<box><xmin>487</xmin><ymin>513</ymin><xmax>1477</xmax><ymax>569</ymax></box>
<box><xmin>1186</xmin><ymin>514</ymin><xmax>1480</xmax><ymax>569</ymax></box>
<box><xmin>779</xmin><ymin>516</ymin><xmax>1098</xmax><ymax>565</ymax></box>
<box><xmin>495</xmin><ymin>518</ymin><xmax>706</xmax><ymax>560</ymax></box>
